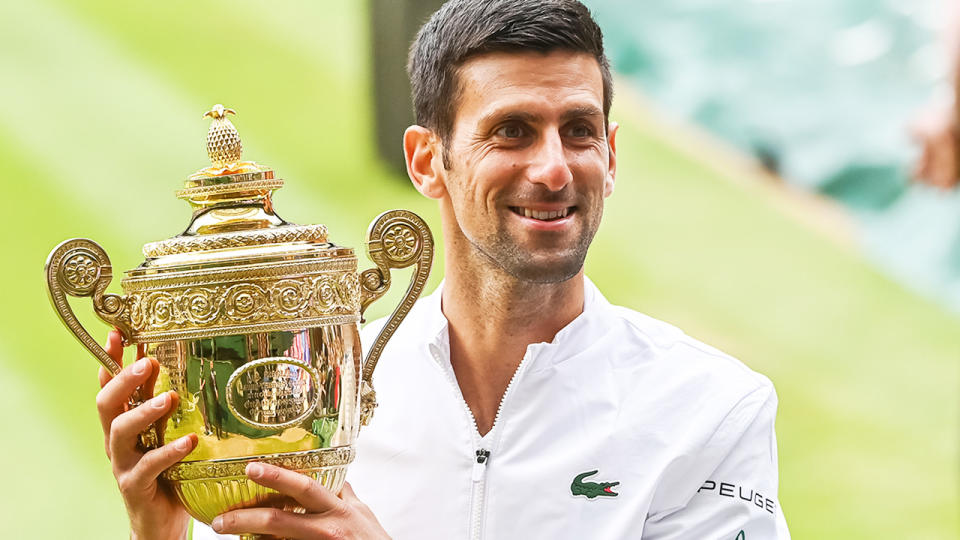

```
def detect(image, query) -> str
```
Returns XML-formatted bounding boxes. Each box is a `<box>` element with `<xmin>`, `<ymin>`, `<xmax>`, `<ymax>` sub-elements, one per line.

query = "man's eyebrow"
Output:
<box><xmin>560</xmin><ymin>105</ymin><xmax>604</xmax><ymax>122</ymax></box>
<box><xmin>476</xmin><ymin>105</ymin><xmax>603</xmax><ymax>128</ymax></box>
<box><xmin>478</xmin><ymin>109</ymin><xmax>543</xmax><ymax>127</ymax></box>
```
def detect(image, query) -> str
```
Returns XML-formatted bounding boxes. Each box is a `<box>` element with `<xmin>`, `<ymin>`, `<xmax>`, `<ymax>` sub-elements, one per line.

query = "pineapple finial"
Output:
<box><xmin>203</xmin><ymin>104</ymin><xmax>242</xmax><ymax>168</ymax></box>
<box><xmin>203</xmin><ymin>104</ymin><xmax>235</xmax><ymax>120</ymax></box>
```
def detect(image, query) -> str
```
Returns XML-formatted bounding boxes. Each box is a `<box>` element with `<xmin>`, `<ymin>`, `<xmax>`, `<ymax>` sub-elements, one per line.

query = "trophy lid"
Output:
<box><xmin>117</xmin><ymin>105</ymin><xmax>360</xmax><ymax>342</ymax></box>
<box><xmin>129</xmin><ymin>104</ymin><xmax>350</xmax><ymax>273</ymax></box>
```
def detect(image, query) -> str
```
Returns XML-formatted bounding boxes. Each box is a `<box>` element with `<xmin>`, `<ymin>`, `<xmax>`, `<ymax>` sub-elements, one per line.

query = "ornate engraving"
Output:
<box><xmin>358</xmin><ymin>210</ymin><xmax>434</xmax><ymax>425</ymax></box>
<box><xmin>142</xmin><ymin>224</ymin><xmax>328</xmax><ymax>257</ymax></box>
<box><xmin>102</xmin><ymin>294</ymin><xmax>122</xmax><ymax>313</ymax></box>
<box><xmin>224</xmin><ymin>284</ymin><xmax>268</xmax><ymax>321</ymax></box>
<box><xmin>226</xmin><ymin>357</ymin><xmax>322</xmax><ymax>430</ymax></box>
<box><xmin>163</xmin><ymin>447</ymin><xmax>355</xmax><ymax>482</ymax></box>
<box><xmin>184</xmin><ymin>169</ymin><xmax>273</xmax><ymax>187</ymax></box>
<box><xmin>180</xmin><ymin>288</ymin><xmax>220</xmax><ymax>323</ymax></box>
<box><xmin>175</xmin><ymin>178</ymin><xmax>284</xmax><ymax>200</ymax></box>
<box><xmin>270</xmin><ymin>279</ymin><xmax>311</xmax><ymax>316</ymax></box>
<box><xmin>45</xmin><ymin>238</ymin><xmax>135</xmax><ymax>375</ymax></box>
<box><xmin>382</xmin><ymin>223</ymin><xmax>419</xmax><ymax>263</ymax></box>
<box><xmin>123</xmin><ymin>256</ymin><xmax>356</xmax><ymax>291</ymax></box>
<box><xmin>60</xmin><ymin>250</ymin><xmax>101</xmax><ymax>295</ymax></box>
<box><xmin>137</xmin><ymin>315</ymin><xmax>359</xmax><ymax>343</ymax></box>
<box><xmin>147</xmin><ymin>291</ymin><xmax>176</xmax><ymax>326</ymax></box>
<box><xmin>124</xmin><ymin>271</ymin><xmax>360</xmax><ymax>342</ymax></box>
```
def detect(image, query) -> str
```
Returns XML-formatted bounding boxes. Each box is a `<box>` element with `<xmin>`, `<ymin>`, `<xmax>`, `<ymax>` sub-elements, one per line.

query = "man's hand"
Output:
<box><xmin>97</xmin><ymin>329</ymin><xmax>198</xmax><ymax>540</ymax></box>
<box><xmin>911</xmin><ymin>102</ymin><xmax>960</xmax><ymax>189</ymax></box>
<box><xmin>211</xmin><ymin>463</ymin><xmax>390</xmax><ymax>539</ymax></box>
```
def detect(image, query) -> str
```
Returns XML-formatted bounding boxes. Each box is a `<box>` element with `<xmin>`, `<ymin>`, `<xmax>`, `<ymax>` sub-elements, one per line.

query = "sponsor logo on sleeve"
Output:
<box><xmin>697</xmin><ymin>480</ymin><xmax>776</xmax><ymax>514</ymax></box>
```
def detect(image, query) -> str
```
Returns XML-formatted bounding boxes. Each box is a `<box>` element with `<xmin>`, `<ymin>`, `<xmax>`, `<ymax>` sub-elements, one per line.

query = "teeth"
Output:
<box><xmin>516</xmin><ymin>207</ymin><xmax>570</xmax><ymax>220</ymax></box>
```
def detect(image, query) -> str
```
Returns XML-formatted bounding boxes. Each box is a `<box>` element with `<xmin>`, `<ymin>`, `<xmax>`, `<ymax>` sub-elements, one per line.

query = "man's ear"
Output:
<box><xmin>604</xmin><ymin>121</ymin><xmax>618</xmax><ymax>198</ymax></box>
<box><xmin>404</xmin><ymin>125</ymin><xmax>447</xmax><ymax>200</ymax></box>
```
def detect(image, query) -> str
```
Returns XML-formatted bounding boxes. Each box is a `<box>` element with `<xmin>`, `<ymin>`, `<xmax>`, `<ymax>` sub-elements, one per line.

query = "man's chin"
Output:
<box><xmin>500</xmin><ymin>253</ymin><xmax>585</xmax><ymax>284</ymax></box>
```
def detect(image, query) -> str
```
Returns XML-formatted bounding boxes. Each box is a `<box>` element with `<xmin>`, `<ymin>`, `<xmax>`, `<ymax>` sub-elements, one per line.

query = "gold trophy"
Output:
<box><xmin>44</xmin><ymin>105</ymin><xmax>433</xmax><ymax>539</ymax></box>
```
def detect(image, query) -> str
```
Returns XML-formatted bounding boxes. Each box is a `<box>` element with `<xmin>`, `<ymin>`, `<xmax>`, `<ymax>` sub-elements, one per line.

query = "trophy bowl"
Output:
<box><xmin>44</xmin><ymin>105</ymin><xmax>433</xmax><ymax>539</ymax></box>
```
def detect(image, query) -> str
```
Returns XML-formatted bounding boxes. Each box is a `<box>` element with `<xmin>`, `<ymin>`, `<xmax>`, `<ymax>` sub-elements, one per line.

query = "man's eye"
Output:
<box><xmin>496</xmin><ymin>124</ymin><xmax>525</xmax><ymax>138</ymax></box>
<box><xmin>568</xmin><ymin>124</ymin><xmax>593</xmax><ymax>138</ymax></box>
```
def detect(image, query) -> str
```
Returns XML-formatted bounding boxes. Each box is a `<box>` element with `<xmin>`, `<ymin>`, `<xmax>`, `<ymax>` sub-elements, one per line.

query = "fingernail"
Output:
<box><xmin>211</xmin><ymin>516</ymin><xmax>223</xmax><ymax>532</ymax></box>
<box><xmin>151</xmin><ymin>392</ymin><xmax>169</xmax><ymax>409</ymax></box>
<box><xmin>174</xmin><ymin>435</ymin><xmax>191</xmax><ymax>451</ymax></box>
<box><xmin>132</xmin><ymin>358</ymin><xmax>149</xmax><ymax>375</ymax></box>
<box><xmin>246</xmin><ymin>462</ymin><xmax>263</xmax><ymax>478</ymax></box>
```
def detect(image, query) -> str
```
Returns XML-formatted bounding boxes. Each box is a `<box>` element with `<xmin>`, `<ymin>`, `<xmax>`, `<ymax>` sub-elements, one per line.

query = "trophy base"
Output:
<box><xmin>162</xmin><ymin>446</ymin><xmax>355</xmax><ymax>529</ymax></box>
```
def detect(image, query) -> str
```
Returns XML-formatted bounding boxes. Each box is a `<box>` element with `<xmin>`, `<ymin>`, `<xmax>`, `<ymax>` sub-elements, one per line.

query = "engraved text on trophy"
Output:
<box><xmin>226</xmin><ymin>357</ymin><xmax>321</xmax><ymax>430</ymax></box>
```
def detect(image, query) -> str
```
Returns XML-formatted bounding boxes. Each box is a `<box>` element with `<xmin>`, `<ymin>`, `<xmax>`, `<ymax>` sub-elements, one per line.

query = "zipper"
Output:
<box><xmin>487</xmin><ymin>349</ymin><xmax>531</xmax><ymax>438</ymax></box>
<box><xmin>430</xmin><ymin>344</ymin><xmax>535</xmax><ymax>540</ymax></box>
<box><xmin>470</xmin><ymin>449</ymin><xmax>491</xmax><ymax>540</ymax></box>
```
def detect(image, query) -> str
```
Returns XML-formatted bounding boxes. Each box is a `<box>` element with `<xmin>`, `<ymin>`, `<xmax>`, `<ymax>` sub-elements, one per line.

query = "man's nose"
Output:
<box><xmin>527</xmin><ymin>131</ymin><xmax>573</xmax><ymax>191</ymax></box>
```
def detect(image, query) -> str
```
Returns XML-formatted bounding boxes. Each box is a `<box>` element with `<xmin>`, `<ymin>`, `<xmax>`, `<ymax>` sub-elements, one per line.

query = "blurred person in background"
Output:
<box><xmin>94</xmin><ymin>1</ymin><xmax>790</xmax><ymax>538</ymax></box>
<box><xmin>912</xmin><ymin>1</ymin><xmax>960</xmax><ymax>189</ymax></box>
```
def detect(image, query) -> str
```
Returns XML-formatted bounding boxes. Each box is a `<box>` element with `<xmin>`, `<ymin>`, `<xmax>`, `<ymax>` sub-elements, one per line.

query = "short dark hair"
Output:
<box><xmin>408</xmin><ymin>0</ymin><xmax>613</xmax><ymax>148</ymax></box>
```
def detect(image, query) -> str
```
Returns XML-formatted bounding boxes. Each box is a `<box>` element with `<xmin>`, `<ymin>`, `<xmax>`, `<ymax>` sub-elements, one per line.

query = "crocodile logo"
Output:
<box><xmin>571</xmin><ymin>470</ymin><xmax>619</xmax><ymax>499</ymax></box>
<box><xmin>736</xmin><ymin>531</ymin><xmax>745</xmax><ymax>540</ymax></box>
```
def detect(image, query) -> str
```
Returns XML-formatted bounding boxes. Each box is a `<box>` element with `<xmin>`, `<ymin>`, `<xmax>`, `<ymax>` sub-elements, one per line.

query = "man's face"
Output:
<box><xmin>439</xmin><ymin>50</ymin><xmax>616</xmax><ymax>283</ymax></box>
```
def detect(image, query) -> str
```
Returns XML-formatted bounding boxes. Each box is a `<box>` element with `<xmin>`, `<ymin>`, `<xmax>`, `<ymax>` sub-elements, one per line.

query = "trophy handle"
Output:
<box><xmin>45</xmin><ymin>238</ymin><xmax>134</xmax><ymax>377</ymax></box>
<box><xmin>358</xmin><ymin>210</ymin><xmax>434</xmax><ymax>425</ymax></box>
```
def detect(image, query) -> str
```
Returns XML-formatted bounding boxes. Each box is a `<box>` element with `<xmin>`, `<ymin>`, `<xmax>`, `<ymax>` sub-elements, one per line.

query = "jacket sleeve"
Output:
<box><xmin>641</xmin><ymin>384</ymin><xmax>790</xmax><ymax>539</ymax></box>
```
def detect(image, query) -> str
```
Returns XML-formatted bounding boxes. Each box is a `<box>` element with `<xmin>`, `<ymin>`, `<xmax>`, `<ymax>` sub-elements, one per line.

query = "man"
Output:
<box><xmin>97</xmin><ymin>0</ymin><xmax>790</xmax><ymax>538</ymax></box>
<box><xmin>911</xmin><ymin>0</ymin><xmax>960</xmax><ymax>189</ymax></box>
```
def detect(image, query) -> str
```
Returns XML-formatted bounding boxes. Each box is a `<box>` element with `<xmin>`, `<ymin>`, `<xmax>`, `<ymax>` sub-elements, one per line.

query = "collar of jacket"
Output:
<box><xmin>420</xmin><ymin>276</ymin><xmax>615</xmax><ymax>372</ymax></box>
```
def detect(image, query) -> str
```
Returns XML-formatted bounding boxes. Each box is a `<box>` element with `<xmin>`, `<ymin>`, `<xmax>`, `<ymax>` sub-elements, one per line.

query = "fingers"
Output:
<box><xmin>135</xmin><ymin>343</ymin><xmax>160</xmax><ymax>400</ymax></box>
<box><xmin>100</xmin><ymin>330</ymin><xmax>127</xmax><ymax>456</ymax></box>
<box><xmin>106</xmin><ymin>329</ymin><xmax>125</xmax><ymax>365</ymax></box>
<box><xmin>109</xmin><ymin>390</ymin><xmax>178</xmax><ymax>471</ymax></box>
<box><xmin>338</xmin><ymin>481</ymin><xmax>374</xmax><ymax>520</ymax></box>
<box><xmin>98</xmin><ymin>366</ymin><xmax>111</xmax><ymax>389</ymax></box>
<box><xmin>213</xmin><ymin>474</ymin><xmax>386</xmax><ymax>539</ymax></box>
<box><xmin>96</xmin><ymin>356</ymin><xmax>154</xmax><ymax>439</ymax></box>
<box><xmin>123</xmin><ymin>433</ymin><xmax>198</xmax><ymax>495</ymax></box>
<box><xmin>212</xmin><ymin>507</ymin><xmax>324</xmax><ymax>539</ymax></box>
<box><xmin>141</xmin><ymin>357</ymin><xmax>160</xmax><ymax>402</ymax></box>
<box><xmin>245</xmin><ymin>463</ymin><xmax>344</xmax><ymax>514</ymax></box>
<box><xmin>100</xmin><ymin>330</ymin><xmax>125</xmax><ymax>388</ymax></box>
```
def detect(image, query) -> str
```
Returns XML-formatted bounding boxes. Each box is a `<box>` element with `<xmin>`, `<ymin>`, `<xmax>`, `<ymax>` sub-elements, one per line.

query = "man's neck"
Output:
<box><xmin>440</xmin><ymin>250</ymin><xmax>585</xmax><ymax>436</ymax></box>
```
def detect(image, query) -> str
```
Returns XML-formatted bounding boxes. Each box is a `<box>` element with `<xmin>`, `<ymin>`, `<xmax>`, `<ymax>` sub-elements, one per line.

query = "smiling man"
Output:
<box><xmin>98</xmin><ymin>1</ymin><xmax>789</xmax><ymax>538</ymax></box>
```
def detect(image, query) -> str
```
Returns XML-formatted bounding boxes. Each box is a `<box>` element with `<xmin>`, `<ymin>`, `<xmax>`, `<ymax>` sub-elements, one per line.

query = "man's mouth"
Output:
<box><xmin>509</xmin><ymin>206</ymin><xmax>574</xmax><ymax>222</ymax></box>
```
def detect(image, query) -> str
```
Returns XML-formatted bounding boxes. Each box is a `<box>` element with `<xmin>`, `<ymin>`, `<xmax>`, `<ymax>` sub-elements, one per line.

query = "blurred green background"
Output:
<box><xmin>0</xmin><ymin>1</ymin><xmax>957</xmax><ymax>538</ymax></box>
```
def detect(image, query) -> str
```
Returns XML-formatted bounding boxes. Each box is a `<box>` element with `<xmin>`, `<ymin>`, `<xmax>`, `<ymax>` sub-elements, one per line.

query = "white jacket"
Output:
<box><xmin>196</xmin><ymin>279</ymin><xmax>789</xmax><ymax>539</ymax></box>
